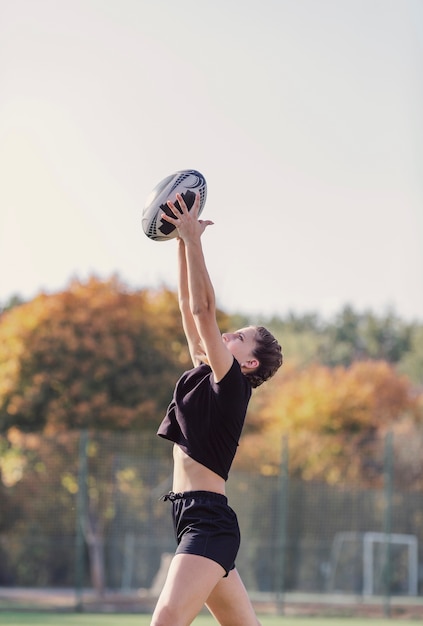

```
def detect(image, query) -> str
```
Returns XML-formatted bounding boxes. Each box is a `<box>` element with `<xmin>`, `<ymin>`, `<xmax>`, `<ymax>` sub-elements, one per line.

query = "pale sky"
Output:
<box><xmin>1</xmin><ymin>0</ymin><xmax>422</xmax><ymax>322</ymax></box>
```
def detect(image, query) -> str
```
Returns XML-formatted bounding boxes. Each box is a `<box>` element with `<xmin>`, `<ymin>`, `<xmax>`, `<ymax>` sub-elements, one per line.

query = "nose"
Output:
<box><xmin>222</xmin><ymin>332</ymin><xmax>234</xmax><ymax>342</ymax></box>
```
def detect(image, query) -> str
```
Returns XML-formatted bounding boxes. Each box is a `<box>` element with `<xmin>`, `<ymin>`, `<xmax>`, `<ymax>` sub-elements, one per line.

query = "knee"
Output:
<box><xmin>150</xmin><ymin>604</ymin><xmax>184</xmax><ymax>626</ymax></box>
<box><xmin>150</xmin><ymin>605</ymin><xmax>170</xmax><ymax>626</ymax></box>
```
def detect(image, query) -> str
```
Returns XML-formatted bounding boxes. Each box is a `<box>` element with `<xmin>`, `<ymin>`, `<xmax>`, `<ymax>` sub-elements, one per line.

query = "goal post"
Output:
<box><xmin>328</xmin><ymin>531</ymin><xmax>418</xmax><ymax>596</ymax></box>
<box><xmin>362</xmin><ymin>531</ymin><xmax>418</xmax><ymax>596</ymax></box>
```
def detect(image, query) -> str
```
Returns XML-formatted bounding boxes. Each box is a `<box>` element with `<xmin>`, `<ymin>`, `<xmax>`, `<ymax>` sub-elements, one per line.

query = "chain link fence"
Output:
<box><xmin>0</xmin><ymin>429</ymin><xmax>422</xmax><ymax>612</ymax></box>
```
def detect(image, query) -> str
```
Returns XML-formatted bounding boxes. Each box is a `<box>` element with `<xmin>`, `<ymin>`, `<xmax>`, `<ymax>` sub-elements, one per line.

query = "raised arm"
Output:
<box><xmin>163</xmin><ymin>194</ymin><xmax>233</xmax><ymax>382</ymax></box>
<box><xmin>177</xmin><ymin>238</ymin><xmax>204</xmax><ymax>366</ymax></box>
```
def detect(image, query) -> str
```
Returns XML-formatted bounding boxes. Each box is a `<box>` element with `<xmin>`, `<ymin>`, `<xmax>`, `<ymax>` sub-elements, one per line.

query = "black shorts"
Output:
<box><xmin>161</xmin><ymin>490</ymin><xmax>240</xmax><ymax>577</ymax></box>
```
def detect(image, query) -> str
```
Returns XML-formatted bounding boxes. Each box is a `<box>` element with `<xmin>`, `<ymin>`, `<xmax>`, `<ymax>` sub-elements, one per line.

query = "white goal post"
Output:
<box><xmin>362</xmin><ymin>531</ymin><xmax>418</xmax><ymax>596</ymax></box>
<box><xmin>328</xmin><ymin>531</ymin><xmax>418</xmax><ymax>596</ymax></box>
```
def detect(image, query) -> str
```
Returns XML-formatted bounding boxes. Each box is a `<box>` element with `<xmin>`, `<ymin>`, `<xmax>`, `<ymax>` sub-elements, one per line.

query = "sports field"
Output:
<box><xmin>0</xmin><ymin>614</ymin><xmax>413</xmax><ymax>626</ymax></box>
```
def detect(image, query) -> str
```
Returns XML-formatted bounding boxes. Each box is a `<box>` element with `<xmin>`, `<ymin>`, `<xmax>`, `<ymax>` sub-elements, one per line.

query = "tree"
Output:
<box><xmin>0</xmin><ymin>277</ymin><xmax>197</xmax><ymax>433</ymax></box>
<box><xmin>0</xmin><ymin>294</ymin><xmax>26</xmax><ymax>315</ymax></box>
<box><xmin>398</xmin><ymin>325</ymin><xmax>423</xmax><ymax>386</ymax></box>
<box><xmin>0</xmin><ymin>277</ymin><xmax>233</xmax><ymax>593</ymax></box>
<box><xmin>0</xmin><ymin>428</ymin><xmax>80</xmax><ymax>585</ymax></box>
<box><xmin>0</xmin><ymin>428</ymin><xmax>172</xmax><ymax>590</ymax></box>
<box><xmin>236</xmin><ymin>360</ymin><xmax>422</xmax><ymax>487</ymax></box>
<box><xmin>320</xmin><ymin>306</ymin><xmax>414</xmax><ymax>367</ymax></box>
<box><xmin>260</xmin><ymin>306</ymin><xmax>420</xmax><ymax>375</ymax></box>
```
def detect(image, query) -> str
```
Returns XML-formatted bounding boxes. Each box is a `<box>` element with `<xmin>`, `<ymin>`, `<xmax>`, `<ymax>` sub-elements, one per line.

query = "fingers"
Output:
<box><xmin>165</xmin><ymin>193</ymin><xmax>189</xmax><ymax>219</ymax></box>
<box><xmin>160</xmin><ymin>192</ymin><xmax>212</xmax><ymax>240</ymax></box>
<box><xmin>163</xmin><ymin>192</ymin><xmax>201</xmax><ymax>223</ymax></box>
<box><xmin>165</xmin><ymin>199</ymin><xmax>181</xmax><ymax>219</ymax></box>
<box><xmin>190</xmin><ymin>192</ymin><xmax>201</xmax><ymax>218</ymax></box>
<box><xmin>176</xmin><ymin>193</ymin><xmax>188</xmax><ymax>214</ymax></box>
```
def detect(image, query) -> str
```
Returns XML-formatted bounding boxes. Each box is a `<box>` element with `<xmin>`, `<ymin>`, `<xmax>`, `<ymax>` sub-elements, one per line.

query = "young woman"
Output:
<box><xmin>151</xmin><ymin>193</ymin><xmax>283</xmax><ymax>626</ymax></box>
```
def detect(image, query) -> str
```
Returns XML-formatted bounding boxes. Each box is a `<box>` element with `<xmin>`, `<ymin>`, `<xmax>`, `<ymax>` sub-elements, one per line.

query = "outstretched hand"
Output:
<box><xmin>161</xmin><ymin>193</ymin><xmax>213</xmax><ymax>242</ymax></box>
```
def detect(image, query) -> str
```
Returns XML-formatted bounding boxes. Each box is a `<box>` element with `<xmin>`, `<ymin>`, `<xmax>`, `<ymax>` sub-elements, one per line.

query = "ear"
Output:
<box><xmin>242</xmin><ymin>358</ymin><xmax>259</xmax><ymax>370</ymax></box>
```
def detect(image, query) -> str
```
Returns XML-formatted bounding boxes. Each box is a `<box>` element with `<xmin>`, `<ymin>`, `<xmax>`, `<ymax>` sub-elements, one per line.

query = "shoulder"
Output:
<box><xmin>211</xmin><ymin>358</ymin><xmax>251</xmax><ymax>397</ymax></box>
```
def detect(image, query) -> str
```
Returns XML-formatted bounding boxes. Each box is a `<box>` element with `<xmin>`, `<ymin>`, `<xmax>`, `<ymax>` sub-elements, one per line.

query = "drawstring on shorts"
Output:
<box><xmin>159</xmin><ymin>490</ymin><xmax>228</xmax><ymax>504</ymax></box>
<box><xmin>160</xmin><ymin>491</ymin><xmax>184</xmax><ymax>502</ymax></box>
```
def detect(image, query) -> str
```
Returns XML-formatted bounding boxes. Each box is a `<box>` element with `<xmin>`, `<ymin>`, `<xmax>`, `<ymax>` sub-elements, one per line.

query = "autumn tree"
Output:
<box><xmin>0</xmin><ymin>277</ymin><xmax>234</xmax><ymax>592</ymax></box>
<box><xmin>0</xmin><ymin>427</ymin><xmax>174</xmax><ymax>590</ymax></box>
<box><xmin>0</xmin><ymin>277</ymin><xmax>207</xmax><ymax>433</ymax></box>
<box><xmin>236</xmin><ymin>360</ymin><xmax>422</xmax><ymax>487</ymax></box>
<box><xmin>0</xmin><ymin>428</ymin><xmax>80</xmax><ymax>585</ymax></box>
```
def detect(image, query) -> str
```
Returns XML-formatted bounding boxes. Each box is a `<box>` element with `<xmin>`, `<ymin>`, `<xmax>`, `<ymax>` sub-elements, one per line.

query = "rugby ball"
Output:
<box><xmin>142</xmin><ymin>169</ymin><xmax>207</xmax><ymax>241</ymax></box>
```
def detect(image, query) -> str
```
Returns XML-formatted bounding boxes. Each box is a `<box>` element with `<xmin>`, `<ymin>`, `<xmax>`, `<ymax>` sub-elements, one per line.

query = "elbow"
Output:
<box><xmin>190</xmin><ymin>297</ymin><xmax>214</xmax><ymax>318</ymax></box>
<box><xmin>179</xmin><ymin>295</ymin><xmax>190</xmax><ymax>312</ymax></box>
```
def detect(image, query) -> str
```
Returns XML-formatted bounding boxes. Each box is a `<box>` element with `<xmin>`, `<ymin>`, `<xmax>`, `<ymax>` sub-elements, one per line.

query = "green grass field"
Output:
<box><xmin>0</xmin><ymin>614</ymin><xmax>415</xmax><ymax>626</ymax></box>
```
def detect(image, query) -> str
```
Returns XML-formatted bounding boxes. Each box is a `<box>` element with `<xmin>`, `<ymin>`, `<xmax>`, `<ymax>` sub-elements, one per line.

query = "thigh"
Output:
<box><xmin>205</xmin><ymin>567</ymin><xmax>262</xmax><ymax>626</ymax></box>
<box><xmin>151</xmin><ymin>553</ymin><xmax>225</xmax><ymax>626</ymax></box>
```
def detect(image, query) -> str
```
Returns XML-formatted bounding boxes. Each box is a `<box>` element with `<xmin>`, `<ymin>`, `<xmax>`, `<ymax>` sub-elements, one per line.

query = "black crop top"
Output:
<box><xmin>157</xmin><ymin>358</ymin><xmax>252</xmax><ymax>480</ymax></box>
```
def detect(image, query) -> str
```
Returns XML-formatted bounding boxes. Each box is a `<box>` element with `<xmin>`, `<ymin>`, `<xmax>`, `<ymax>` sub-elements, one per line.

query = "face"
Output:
<box><xmin>222</xmin><ymin>326</ymin><xmax>259</xmax><ymax>371</ymax></box>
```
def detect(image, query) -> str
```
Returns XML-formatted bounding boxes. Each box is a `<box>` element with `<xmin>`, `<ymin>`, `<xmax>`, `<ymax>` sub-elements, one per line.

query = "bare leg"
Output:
<box><xmin>150</xmin><ymin>553</ymin><xmax>225</xmax><ymax>626</ymax></box>
<box><xmin>205</xmin><ymin>567</ymin><xmax>262</xmax><ymax>626</ymax></box>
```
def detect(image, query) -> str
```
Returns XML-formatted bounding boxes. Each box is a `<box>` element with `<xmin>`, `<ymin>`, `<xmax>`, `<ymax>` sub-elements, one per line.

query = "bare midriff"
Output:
<box><xmin>172</xmin><ymin>444</ymin><xmax>226</xmax><ymax>495</ymax></box>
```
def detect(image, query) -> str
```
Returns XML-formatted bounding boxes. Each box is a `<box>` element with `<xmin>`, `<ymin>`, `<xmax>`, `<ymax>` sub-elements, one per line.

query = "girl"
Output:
<box><xmin>151</xmin><ymin>192</ymin><xmax>283</xmax><ymax>626</ymax></box>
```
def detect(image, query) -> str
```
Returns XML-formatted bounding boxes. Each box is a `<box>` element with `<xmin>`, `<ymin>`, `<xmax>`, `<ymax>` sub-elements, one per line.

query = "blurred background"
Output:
<box><xmin>0</xmin><ymin>0</ymin><xmax>422</xmax><ymax>618</ymax></box>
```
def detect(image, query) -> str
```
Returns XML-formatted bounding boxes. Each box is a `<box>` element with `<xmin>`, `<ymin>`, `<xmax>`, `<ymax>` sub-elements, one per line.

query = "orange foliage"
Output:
<box><xmin>0</xmin><ymin>277</ymin><xmax>190</xmax><ymax>433</ymax></box>
<box><xmin>261</xmin><ymin>360</ymin><xmax>416</xmax><ymax>433</ymax></box>
<box><xmin>237</xmin><ymin>360</ymin><xmax>422</xmax><ymax>486</ymax></box>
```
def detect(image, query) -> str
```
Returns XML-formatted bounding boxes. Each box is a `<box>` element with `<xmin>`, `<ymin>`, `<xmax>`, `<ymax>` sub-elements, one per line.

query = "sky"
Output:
<box><xmin>1</xmin><ymin>0</ymin><xmax>422</xmax><ymax>322</ymax></box>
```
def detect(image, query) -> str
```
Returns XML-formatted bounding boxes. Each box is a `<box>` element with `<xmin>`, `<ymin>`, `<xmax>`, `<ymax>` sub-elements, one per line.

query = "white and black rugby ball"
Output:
<box><xmin>142</xmin><ymin>169</ymin><xmax>207</xmax><ymax>241</ymax></box>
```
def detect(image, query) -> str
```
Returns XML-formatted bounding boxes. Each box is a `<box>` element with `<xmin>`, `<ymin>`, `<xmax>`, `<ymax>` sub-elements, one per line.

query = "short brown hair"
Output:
<box><xmin>245</xmin><ymin>326</ymin><xmax>283</xmax><ymax>388</ymax></box>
